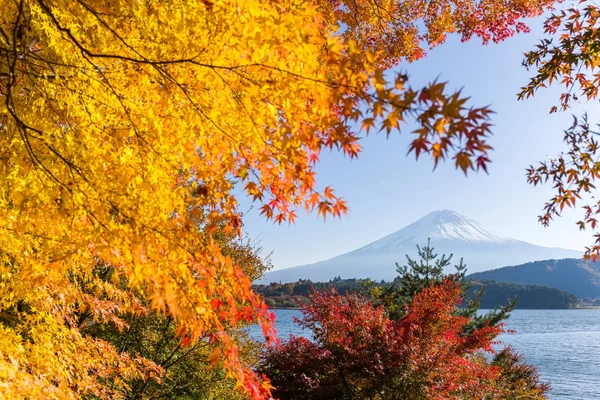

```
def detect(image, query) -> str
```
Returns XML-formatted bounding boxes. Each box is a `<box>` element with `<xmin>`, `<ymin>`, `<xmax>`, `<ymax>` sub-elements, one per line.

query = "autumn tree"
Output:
<box><xmin>260</xmin><ymin>280</ymin><xmax>508</xmax><ymax>399</ymax></box>
<box><xmin>260</xmin><ymin>279</ymin><xmax>549</xmax><ymax>399</ymax></box>
<box><xmin>78</xmin><ymin>226</ymin><xmax>271</xmax><ymax>400</ymax></box>
<box><xmin>520</xmin><ymin>1</ymin><xmax>600</xmax><ymax>260</ymax></box>
<box><xmin>81</xmin><ymin>275</ymin><xmax>263</xmax><ymax>400</ymax></box>
<box><xmin>492</xmin><ymin>347</ymin><xmax>550</xmax><ymax>399</ymax></box>
<box><xmin>361</xmin><ymin>242</ymin><xmax>549</xmax><ymax>398</ymax></box>
<box><xmin>0</xmin><ymin>0</ymin><xmax>554</xmax><ymax>398</ymax></box>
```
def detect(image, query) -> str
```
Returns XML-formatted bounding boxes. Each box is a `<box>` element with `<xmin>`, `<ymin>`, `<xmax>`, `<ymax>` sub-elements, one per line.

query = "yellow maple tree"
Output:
<box><xmin>0</xmin><ymin>0</ymin><xmax>552</xmax><ymax>398</ymax></box>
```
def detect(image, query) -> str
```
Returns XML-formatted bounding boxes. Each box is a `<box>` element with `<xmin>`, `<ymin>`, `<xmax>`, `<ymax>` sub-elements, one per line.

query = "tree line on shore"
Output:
<box><xmin>255</xmin><ymin>273</ymin><xmax>579</xmax><ymax>310</ymax></box>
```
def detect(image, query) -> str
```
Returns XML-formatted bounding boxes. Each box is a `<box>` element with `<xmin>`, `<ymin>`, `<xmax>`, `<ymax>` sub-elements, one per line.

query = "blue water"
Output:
<box><xmin>250</xmin><ymin>309</ymin><xmax>600</xmax><ymax>399</ymax></box>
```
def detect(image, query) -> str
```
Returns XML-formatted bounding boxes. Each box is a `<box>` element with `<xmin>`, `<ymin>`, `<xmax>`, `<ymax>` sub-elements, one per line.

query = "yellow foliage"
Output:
<box><xmin>0</xmin><ymin>0</ymin><xmax>550</xmax><ymax>398</ymax></box>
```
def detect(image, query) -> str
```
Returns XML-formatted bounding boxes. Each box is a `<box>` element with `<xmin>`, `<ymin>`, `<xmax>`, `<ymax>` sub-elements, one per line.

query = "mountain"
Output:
<box><xmin>261</xmin><ymin>210</ymin><xmax>583</xmax><ymax>283</ymax></box>
<box><xmin>468</xmin><ymin>259</ymin><xmax>600</xmax><ymax>299</ymax></box>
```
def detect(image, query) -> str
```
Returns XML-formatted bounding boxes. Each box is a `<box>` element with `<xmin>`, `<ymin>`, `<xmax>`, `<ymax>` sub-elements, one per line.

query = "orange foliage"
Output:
<box><xmin>0</xmin><ymin>0</ymin><xmax>553</xmax><ymax>398</ymax></box>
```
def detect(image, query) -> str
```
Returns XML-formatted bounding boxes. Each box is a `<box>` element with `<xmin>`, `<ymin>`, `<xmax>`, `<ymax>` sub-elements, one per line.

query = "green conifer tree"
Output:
<box><xmin>364</xmin><ymin>239</ymin><xmax>516</xmax><ymax>332</ymax></box>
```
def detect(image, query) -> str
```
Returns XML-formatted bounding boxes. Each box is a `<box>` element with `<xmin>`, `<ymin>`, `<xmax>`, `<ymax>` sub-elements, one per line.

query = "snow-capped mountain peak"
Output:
<box><xmin>355</xmin><ymin>210</ymin><xmax>516</xmax><ymax>253</ymax></box>
<box><xmin>260</xmin><ymin>210</ymin><xmax>583</xmax><ymax>283</ymax></box>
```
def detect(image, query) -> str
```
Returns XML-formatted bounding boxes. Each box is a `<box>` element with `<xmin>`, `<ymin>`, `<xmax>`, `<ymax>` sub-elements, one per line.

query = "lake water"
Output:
<box><xmin>249</xmin><ymin>309</ymin><xmax>600</xmax><ymax>400</ymax></box>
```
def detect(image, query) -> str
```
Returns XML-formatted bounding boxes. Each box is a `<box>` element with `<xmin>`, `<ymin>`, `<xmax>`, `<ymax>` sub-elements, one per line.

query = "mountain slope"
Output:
<box><xmin>261</xmin><ymin>210</ymin><xmax>583</xmax><ymax>283</ymax></box>
<box><xmin>468</xmin><ymin>259</ymin><xmax>600</xmax><ymax>299</ymax></box>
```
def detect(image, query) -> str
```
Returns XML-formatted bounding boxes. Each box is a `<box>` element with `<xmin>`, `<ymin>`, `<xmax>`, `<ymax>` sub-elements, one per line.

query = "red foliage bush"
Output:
<box><xmin>261</xmin><ymin>279</ymin><xmax>508</xmax><ymax>399</ymax></box>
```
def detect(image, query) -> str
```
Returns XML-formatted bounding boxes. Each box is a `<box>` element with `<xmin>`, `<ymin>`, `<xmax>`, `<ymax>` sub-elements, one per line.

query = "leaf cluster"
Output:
<box><xmin>0</xmin><ymin>0</ymin><xmax>554</xmax><ymax>397</ymax></box>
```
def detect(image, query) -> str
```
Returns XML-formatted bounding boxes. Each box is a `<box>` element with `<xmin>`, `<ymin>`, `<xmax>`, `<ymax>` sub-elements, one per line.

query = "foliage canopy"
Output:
<box><xmin>0</xmin><ymin>0</ymin><xmax>552</xmax><ymax>397</ymax></box>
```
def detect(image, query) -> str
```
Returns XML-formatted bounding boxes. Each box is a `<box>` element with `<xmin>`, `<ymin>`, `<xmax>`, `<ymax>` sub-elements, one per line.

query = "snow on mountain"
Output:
<box><xmin>355</xmin><ymin>210</ymin><xmax>518</xmax><ymax>252</ymax></box>
<box><xmin>259</xmin><ymin>210</ymin><xmax>583</xmax><ymax>283</ymax></box>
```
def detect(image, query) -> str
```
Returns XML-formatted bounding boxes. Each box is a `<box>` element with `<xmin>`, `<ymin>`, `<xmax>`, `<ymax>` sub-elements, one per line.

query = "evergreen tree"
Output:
<box><xmin>364</xmin><ymin>239</ymin><xmax>516</xmax><ymax>332</ymax></box>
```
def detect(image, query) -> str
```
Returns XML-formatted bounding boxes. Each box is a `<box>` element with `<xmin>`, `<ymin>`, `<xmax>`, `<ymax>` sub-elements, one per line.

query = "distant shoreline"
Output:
<box><xmin>255</xmin><ymin>277</ymin><xmax>585</xmax><ymax>310</ymax></box>
<box><xmin>267</xmin><ymin>306</ymin><xmax>600</xmax><ymax>311</ymax></box>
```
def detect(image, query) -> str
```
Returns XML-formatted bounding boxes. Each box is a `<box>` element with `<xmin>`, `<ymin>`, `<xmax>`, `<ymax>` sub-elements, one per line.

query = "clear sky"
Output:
<box><xmin>239</xmin><ymin>14</ymin><xmax>600</xmax><ymax>271</ymax></box>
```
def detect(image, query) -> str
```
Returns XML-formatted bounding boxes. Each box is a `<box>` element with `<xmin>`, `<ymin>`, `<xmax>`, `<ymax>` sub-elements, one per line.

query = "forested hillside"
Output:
<box><xmin>468</xmin><ymin>280</ymin><xmax>579</xmax><ymax>309</ymax></box>
<box><xmin>469</xmin><ymin>259</ymin><xmax>600</xmax><ymax>299</ymax></box>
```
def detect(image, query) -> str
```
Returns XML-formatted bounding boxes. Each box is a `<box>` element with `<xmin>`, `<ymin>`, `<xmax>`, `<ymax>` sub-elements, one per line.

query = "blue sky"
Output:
<box><xmin>239</xmin><ymin>15</ymin><xmax>600</xmax><ymax>271</ymax></box>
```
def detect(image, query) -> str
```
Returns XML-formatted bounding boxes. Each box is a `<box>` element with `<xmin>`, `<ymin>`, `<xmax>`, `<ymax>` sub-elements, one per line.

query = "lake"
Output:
<box><xmin>249</xmin><ymin>309</ymin><xmax>600</xmax><ymax>400</ymax></box>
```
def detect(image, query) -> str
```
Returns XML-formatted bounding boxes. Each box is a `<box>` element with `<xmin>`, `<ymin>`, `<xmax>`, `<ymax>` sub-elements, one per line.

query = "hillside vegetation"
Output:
<box><xmin>254</xmin><ymin>277</ymin><xmax>578</xmax><ymax>309</ymax></box>
<box><xmin>468</xmin><ymin>280</ymin><xmax>579</xmax><ymax>309</ymax></box>
<box><xmin>468</xmin><ymin>259</ymin><xmax>600</xmax><ymax>299</ymax></box>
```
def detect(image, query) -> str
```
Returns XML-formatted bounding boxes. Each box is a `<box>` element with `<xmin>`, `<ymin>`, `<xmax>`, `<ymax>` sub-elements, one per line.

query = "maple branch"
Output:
<box><xmin>36</xmin><ymin>0</ymin><xmax>362</xmax><ymax>92</ymax></box>
<box><xmin>3</xmin><ymin>0</ymin><xmax>65</xmax><ymax>187</ymax></box>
